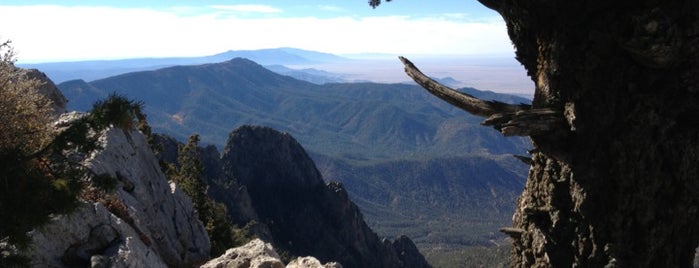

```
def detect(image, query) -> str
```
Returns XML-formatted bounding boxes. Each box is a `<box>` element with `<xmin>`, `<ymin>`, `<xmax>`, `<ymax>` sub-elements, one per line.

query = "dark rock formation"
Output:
<box><xmin>199</xmin><ymin>143</ymin><xmax>259</xmax><ymax>225</ymax></box>
<box><xmin>153</xmin><ymin>133</ymin><xmax>259</xmax><ymax>226</ymax></box>
<box><xmin>390</xmin><ymin>236</ymin><xmax>428</xmax><ymax>267</ymax></box>
<box><xmin>218</xmin><ymin>125</ymin><xmax>430</xmax><ymax>268</ymax></box>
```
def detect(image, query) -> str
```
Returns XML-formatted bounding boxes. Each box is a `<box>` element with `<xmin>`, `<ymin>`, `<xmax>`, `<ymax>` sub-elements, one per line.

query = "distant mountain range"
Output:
<box><xmin>55</xmin><ymin>57</ymin><xmax>531</xmax><ymax>265</ymax></box>
<box><xmin>58</xmin><ymin>58</ymin><xmax>530</xmax><ymax>161</ymax></box>
<box><xmin>20</xmin><ymin>48</ymin><xmax>349</xmax><ymax>83</ymax></box>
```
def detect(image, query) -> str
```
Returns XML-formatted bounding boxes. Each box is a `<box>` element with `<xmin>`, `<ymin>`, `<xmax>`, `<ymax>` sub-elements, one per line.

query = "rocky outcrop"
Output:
<box><xmin>25</xmin><ymin>127</ymin><xmax>210</xmax><ymax>267</ymax></box>
<box><xmin>389</xmin><ymin>236</ymin><xmax>429</xmax><ymax>267</ymax></box>
<box><xmin>199</xmin><ymin>143</ymin><xmax>259</xmax><ymax>225</ymax></box>
<box><xmin>200</xmin><ymin>239</ymin><xmax>341</xmax><ymax>268</ymax></box>
<box><xmin>218</xmin><ymin>125</ymin><xmax>430</xmax><ymax>268</ymax></box>
<box><xmin>153</xmin><ymin>133</ymin><xmax>259</xmax><ymax>226</ymax></box>
<box><xmin>286</xmin><ymin>257</ymin><xmax>342</xmax><ymax>268</ymax></box>
<box><xmin>24</xmin><ymin>68</ymin><xmax>67</xmax><ymax>116</ymax></box>
<box><xmin>27</xmin><ymin>202</ymin><xmax>167</xmax><ymax>268</ymax></box>
<box><xmin>201</xmin><ymin>239</ymin><xmax>284</xmax><ymax>268</ymax></box>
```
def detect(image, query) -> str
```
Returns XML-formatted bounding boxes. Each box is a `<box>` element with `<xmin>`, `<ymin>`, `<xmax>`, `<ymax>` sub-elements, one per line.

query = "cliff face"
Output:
<box><xmin>25</xmin><ymin>126</ymin><xmax>210</xmax><ymax>267</ymax></box>
<box><xmin>217</xmin><ymin>125</ymin><xmax>430</xmax><ymax>268</ymax></box>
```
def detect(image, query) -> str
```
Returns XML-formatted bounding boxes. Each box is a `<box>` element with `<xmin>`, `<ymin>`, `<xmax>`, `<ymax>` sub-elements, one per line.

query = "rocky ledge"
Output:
<box><xmin>202</xmin><ymin>239</ymin><xmax>342</xmax><ymax>268</ymax></box>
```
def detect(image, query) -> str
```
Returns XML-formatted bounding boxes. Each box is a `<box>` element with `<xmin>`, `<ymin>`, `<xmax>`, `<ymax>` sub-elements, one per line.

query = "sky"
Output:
<box><xmin>0</xmin><ymin>1</ymin><xmax>514</xmax><ymax>63</ymax></box>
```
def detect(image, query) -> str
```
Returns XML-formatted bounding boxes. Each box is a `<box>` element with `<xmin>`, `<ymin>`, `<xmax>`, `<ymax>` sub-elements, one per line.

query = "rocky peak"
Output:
<box><xmin>219</xmin><ymin>125</ymin><xmax>430</xmax><ymax>268</ymax></box>
<box><xmin>222</xmin><ymin>125</ymin><xmax>325</xmax><ymax>196</ymax></box>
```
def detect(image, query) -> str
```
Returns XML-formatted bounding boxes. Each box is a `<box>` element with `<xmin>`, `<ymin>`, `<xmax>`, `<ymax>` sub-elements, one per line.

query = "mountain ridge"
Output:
<box><xmin>55</xmin><ymin>58</ymin><xmax>531</xmax><ymax>266</ymax></box>
<box><xmin>58</xmin><ymin>57</ymin><xmax>531</xmax><ymax>162</ymax></box>
<box><xmin>19</xmin><ymin>48</ymin><xmax>349</xmax><ymax>83</ymax></box>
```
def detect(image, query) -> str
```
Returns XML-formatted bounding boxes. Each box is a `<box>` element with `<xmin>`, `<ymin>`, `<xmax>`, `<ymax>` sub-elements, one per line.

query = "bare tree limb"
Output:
<box><xmin>483</xmin><ymin>109</ymin><xmax>564</xmax><ymax>136</ymax></box>
<box><xmin>399</xmin><ymin>56</ymin><xmax>529</xmax><ymax>117</ymax></box>
<box><xmin>399</xmin><ymin>56</ymin><xmax>565</xmax><ymax>136</ymax></box>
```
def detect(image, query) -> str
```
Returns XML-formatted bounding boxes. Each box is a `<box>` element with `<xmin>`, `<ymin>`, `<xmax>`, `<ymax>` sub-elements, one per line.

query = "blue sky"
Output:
<box><xmin>1</xmin><ymin>1</ymin><xmax>512</xmax><ymax>63</ymax></box>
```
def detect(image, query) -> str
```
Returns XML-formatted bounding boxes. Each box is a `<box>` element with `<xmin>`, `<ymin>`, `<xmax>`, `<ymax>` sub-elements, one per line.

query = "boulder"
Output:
<box><xmin>286</xmin><ymin>257</ymin><xmax>343</xmax><ymax>268</ymax></box>
<box><xmin>201</xmin><ymin>239</ymin><xmax>343</xmax><ymax>268</ymax></box>
<box><xmin>200</xmin><ymin>239</ymin><xmax>284</xmax><ymax>268</ymax></box>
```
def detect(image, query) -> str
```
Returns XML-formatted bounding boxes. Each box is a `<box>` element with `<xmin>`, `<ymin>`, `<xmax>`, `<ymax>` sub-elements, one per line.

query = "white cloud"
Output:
<box><xmin>209</xmin><ymin>5</ymin><xmax>282</xmax><ymax>14</ymax></box>
<box><xmin>0</xmin><ymin>5</ymin><xmax>512</xmax><ymax>63</ymax></box>
<box><xmin>316</xmin><ymin>5</ymin><xmax>344</xmax><ymax>12</ymax></box>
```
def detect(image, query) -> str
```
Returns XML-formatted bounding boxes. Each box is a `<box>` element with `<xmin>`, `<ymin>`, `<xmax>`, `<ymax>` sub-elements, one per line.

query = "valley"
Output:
<box><xmin>52</xmin><ymin>49</ymin><xmax>532</xmax><ymax>267</ymax></box>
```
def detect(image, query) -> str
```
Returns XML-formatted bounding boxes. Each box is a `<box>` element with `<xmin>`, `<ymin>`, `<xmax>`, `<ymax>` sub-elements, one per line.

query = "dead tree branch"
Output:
<box><xmin>399</xmin><ymin>56</ymin><xmax>528</xmax><ymax>117</ymax></box>
<box><xmin>399</xmin><ymin>56</ymin><xmax>564</xmax><ymax>136</ymax></box>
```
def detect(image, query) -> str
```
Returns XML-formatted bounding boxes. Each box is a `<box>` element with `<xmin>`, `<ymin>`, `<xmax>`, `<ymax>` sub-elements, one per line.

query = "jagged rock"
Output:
<box><xmin>89</xmin><ymin>128</ymin><xmax>210</xmax><ymax>266</ymax></box>
<box><xmin>200</xmin><ymin>239</ymin><xmax>284</xmax><ymax>268</ymax></box>
<box><xmin>286</xmin><ymin>257</ymin><xmax>342</xmax><ymax>268</ymax></box>
<box><xmin>390</xmin><ymin>236</ymin><xmax>430</xmax><ymax>268</ymax></box>
<box><xmin>199</xmin><ymin>143</ymin><xmax>259</xmax><ymax>225</ymax></box>
<box><xmin>219</xmin><ymin>125</ymin><xmax>430</xmax><ymax>268</ymax></box>
<box><xmin>24</xmin><ymin>68</ymin><xmax>67</xmax><ymax>116</ymax></box>
<box><xmin>62</xmin><ymin>224</ymin><xmax>119</xmax><ymax>264</ymax></box>
<box><xmin>26</xmin><ymin>202</ymin><xmax>166</xmax><ymax>268</ymax></box>
<box><xmin>222</xmin><ymin>125</ymin><xmax>324</xmax><ymax>194</ymax></box>
<box><xmin>153</xmin><ymin>134</ymin><xmax>259</xmax><ymax>225</ymax></box>
<box><xmin>151</xmin><ymin>133</ymin><xmax>180</xmax><ymax>164</ymax></box>
<box><xmin>25</xmin><ymin>127</ymin><xmax>211</xmax><ymax>267</ymax></box>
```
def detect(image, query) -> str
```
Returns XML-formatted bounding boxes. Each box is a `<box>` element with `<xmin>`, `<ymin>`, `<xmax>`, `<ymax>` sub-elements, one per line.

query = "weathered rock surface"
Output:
<box><xmin>25</xmin><ymin>127</ymin><xmax>210</xmax><ymax>267</ymax></box>
<box><xmin>218</xmin><ymin>125</ymin><xmax>430</xmax><ymax>268</ymax></box>
<box><xmin>27</xmin><ymin>202</ymin><xmax>166</xmax><ymax>268</ymax></box>
<box><xmin>200</xmin><ymin>239</ymin><xmax>284</xmax><ymax>268</ymax></box>
<box><xmin>200</xmin><ymin>239</ymin><xmax>342</xmax><ymax>268</ymax></box>
<box><xmin>286</xmin><ymin>257</ymin><xmax>342</xmax><ymax>268</ymax></box>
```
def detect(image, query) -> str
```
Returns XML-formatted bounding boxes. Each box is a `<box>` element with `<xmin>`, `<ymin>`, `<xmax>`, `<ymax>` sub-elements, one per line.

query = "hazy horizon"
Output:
<box><xmin>18</xmin><ymin>47</ymin><xmax>533</xmax><ymax>96</ymax></box>
<box><xmin>2</xmin><ymin>1</ymin><xmax>514</xmax><ymax>63</ymax></box>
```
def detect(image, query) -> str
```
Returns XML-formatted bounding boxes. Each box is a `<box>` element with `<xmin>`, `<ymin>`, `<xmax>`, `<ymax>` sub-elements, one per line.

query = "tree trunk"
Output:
<box><xmin>490</xmin><ymin>0</ymin><xmax>699</xmax><ymax>266</ymax></box>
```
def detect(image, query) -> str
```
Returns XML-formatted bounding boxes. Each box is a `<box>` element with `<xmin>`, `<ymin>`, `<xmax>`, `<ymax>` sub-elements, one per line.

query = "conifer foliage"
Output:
<box><xmin>0</xmin><ymin>40</ymin><xmax>146</xmax><ymax>267</ymax></box>
<box><xmin>166</xmin><ymin>134</ymin><xmax>242</xmax><ymax>257</ymax></box>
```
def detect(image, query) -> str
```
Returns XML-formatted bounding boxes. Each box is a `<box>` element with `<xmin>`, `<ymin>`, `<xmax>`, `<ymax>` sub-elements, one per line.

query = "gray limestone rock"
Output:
<box><xmin>27</xmin><ymin>202</ymin><xmax>166</xmax><ymax>268</ymax></box>
<box><xmin>25</xmin><ymin>127</ymin><xmax>211</xmax><ymax>267</ymax></box>
<box><xmin>200</xmin><ymin>239</ymin><xmax>284</xmax><ymax>268</ymax></box>
<box><xmin>286</xmin><ymin>257</ymin><xmax>343</xmax><ymax>268</ymax></box>
<box><xmin>201</xmin><ymin>239</ymin><xmax>343</xmax><ymax>268</ymax></box>
<box><xmin>85</xmin><ymin>128</ymin><xmax>211</xmax><ymax>266</ymax></box>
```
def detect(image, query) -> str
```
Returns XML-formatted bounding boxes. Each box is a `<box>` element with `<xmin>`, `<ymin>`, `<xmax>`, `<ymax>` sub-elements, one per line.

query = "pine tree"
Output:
<box><xmin>167</xmin><ymin>134</ymin><xmax>243</xmax><ymax>256</ymax></box>
<box><xmin>170</xmin><ymin>135</ymin><xmax>209</xmax><ymax>218</ymax></box>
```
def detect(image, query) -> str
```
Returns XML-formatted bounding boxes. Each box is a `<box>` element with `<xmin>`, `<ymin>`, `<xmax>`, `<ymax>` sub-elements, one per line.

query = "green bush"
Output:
<box><xmin>89</xmin><ymin>93</ymin><xmax>144</xmax><ymax>130</ymax></box>
<box><xmin>0</xmin><ymin>40</ymin><xmax>147</xmax><ymax>266</ymax></box>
